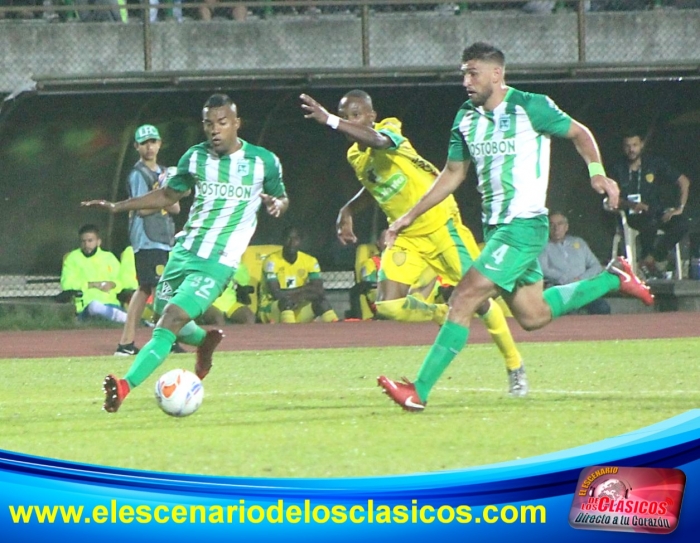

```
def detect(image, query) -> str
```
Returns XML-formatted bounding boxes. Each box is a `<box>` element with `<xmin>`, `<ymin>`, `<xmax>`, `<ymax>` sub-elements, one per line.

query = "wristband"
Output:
<box><xmin>588</xmin><ymin>162</ymin><xmax>606</xmax><ymax>177</ymax></box>
<box><xmin>326</xmin><ymin>114</ymin><xmax>340</xmax><ymax>130</ymax></box>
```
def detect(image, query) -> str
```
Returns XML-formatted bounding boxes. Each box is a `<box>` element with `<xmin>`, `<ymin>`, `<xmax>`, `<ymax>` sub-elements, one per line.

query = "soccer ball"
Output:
<box><xmin>154</xmin><ymin>369</ymin><xmax>204</xmax><ymax>417</ymax></box>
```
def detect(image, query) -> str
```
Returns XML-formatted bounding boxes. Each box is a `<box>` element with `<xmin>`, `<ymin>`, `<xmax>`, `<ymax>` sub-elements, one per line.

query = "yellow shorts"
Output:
<box><xmin>380</xmin><ymin>217</ymin><xmax>480</xmax><ymax>287</ymax></box>
<box><xmin>258</xmin><ymin>300</ymin><xmax>315</xmax><ymax>324</ymax></box>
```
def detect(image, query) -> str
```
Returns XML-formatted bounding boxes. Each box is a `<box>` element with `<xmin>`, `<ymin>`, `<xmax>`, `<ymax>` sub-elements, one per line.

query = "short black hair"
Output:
<box><xmin>462</xmin><ymin>42</ymin><xmax>506</xmax><ymax>66</ymax></box>
<box><xmin>202</xmin><ymin>93</ymin><xmax>238</xmax><ymax>111</ymax></box>
<box><xmin>79</xmin><ymin>224</ymin><xmax>100</xmax><ymax>237</ymax></box>
<box><xmin>342</xmin><ymin>89</ymin><xmax>373</xmax><ymax>108</ymax></box>
<box><xmin>621</xmin><ymin>128</ymin><xmax>644</xmax><ymax>141</ymax></box>
<box><xmin>282</xmin><ymin>225</ymin><xmax>301</xmax><ymax>239</ymax></box>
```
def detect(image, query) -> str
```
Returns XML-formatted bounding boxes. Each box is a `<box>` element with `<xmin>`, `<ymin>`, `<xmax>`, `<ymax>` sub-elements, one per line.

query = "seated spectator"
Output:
<box><xmin>258</xmin><ymin>226</ymin><xmax>339</xmax><ymax>324</ymax></box>
<box><xmin>72</xmin><ymin>0</ymin><xmax>125</xmax><ymax>22</ymax></box>
<box><xmin>59</xmin><ymin>224</ymin><xmax>128</xmax><ymax>323</ymax></box>
<box><xmin>149</xmin><ymin>0</ymin><xmax>183</xmax><ymax>22</ymax></box>
<box><xmin>198</xmin><ymin>0</ymin><xmax>247</xmax><ymax>21</ymax></box>
<box><xmin>199</xmin><ymin>262</ymin><xmax>256</xmax><ymax>325</ymax></box>
<box><xmin>0</xmin><ymin>0</ymin><xmax>38</xmax><ymax>20</ymax></box>
<box><xmin>608</xmin><ymin>129</ymin><xmax>691</xmax><ymax>279</ymax></box>
<box><xmin>521</xmin><ymin>1</ymin><xmax>555</xmax><ymax>13</ymax></box>
<box><xmin>539</xmin><ymin>212</ymin><xmax>611</xmax><ymax>315</ymax></box>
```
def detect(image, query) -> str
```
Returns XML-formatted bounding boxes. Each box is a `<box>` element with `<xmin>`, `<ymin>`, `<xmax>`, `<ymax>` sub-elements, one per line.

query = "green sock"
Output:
<box><xmin>415</xmin><ymin>321</ymin><xmax>469</xmax><ymax>402</ymax></box>
<box><xmin>177</xmin><ymin>320</ymin><xmax>206</xmax><ymax>347</ymax></box>
<box><xmin>124</xmin><ymin>328</ymin><xmax>176</xmax><ymax>388</ymax></box>
<box><xmin>543</xmin><ymin>272</ymin><xmax>619</xmax><ymax>319</ymax></box>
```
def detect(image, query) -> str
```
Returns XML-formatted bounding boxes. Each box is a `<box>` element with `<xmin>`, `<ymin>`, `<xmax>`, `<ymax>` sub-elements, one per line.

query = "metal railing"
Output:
<box><xmin>3</xmin><ymin>0</ymin><xmax>700</xmax><ymax>95</ymax></box>
<box><xmin>0</xmin><ymin>0</ymin><xmax>614</xmax><ymax>67</ymax></box>
<box><xmin>0</xmin><ymin>270</ymin><xmax>353</xmax><ymax>300</ymax></box>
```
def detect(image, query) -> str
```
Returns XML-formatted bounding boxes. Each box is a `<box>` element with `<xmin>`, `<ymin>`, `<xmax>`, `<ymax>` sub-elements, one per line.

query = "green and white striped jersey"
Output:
<box><xmin>167</xmin><ymin>139</ymin><xmax>286</xmax><ymax>268</ymax></box>
<box><xmin>448</xmin><ymin>87</ymin><xmax>572</xmax><ymax>225</ymax></box>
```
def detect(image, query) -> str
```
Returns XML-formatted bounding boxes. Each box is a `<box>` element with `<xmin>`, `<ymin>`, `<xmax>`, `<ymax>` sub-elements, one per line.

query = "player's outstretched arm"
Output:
<box><xmin>82</xmin><ymin>187</ymin><xmax>184</xmax><ymax>214</ymax></box>
<box><xmin>300</xmin><ymin>93</ymin><xmax>392</xmax><ymax>150</ymax></box>
<box><xmin>566</xmin><ymin>120</ymin><xmax>620</xmax><ymax>209</ymax></box>
<box><xmin>261</xmin><ymin>193</ymin><xmax>289</xmax><ymax>218</ymax></box>
<box><xmin>385</xmin><ymin>160</ymin><xmax>467</xmax><ymax>248</ymax></box>
<box><xmin>336</xmin><ymin>188</ymin><xmax>373</xmax><ymax>245</ymax></box>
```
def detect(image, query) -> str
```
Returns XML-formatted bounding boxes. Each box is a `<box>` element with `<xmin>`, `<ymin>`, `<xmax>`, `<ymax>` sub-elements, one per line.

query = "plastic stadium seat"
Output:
<box><xmin>611</xmin><ymin>210</ymin><xmax>683</xmax><ymax>279</ymax></box>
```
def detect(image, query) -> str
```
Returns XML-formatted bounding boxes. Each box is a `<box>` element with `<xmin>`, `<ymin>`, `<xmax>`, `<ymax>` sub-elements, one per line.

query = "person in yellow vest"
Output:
<box><xmin>301</xmin><ymin>90</ymin><xmax>526</xmax><ymax>396</ymax></box>
<box><xmin>259</xmin><ymin>227</ymin><xmax>339</xmax><ymax>324</ymax></box>
<box><xmin>60</xmin><ymin>224</ymin><xmax>127</xmax><ymax>323</ymax></box>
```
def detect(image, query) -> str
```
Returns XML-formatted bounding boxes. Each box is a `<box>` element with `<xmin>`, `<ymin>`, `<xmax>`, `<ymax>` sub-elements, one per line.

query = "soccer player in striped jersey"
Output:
<box><xmin>83</xmin><ymin>94</ymin><xmax>289</xmax><ymax>413</ymax></box>
<box><xmin>301</xmin><ymin>90</ymin><xmax>527</xmax><ymax>397</ymax></box>
<box><xmin>376</xmin><ymin>42</ymin><xmax>653</xmax><ymax>411</ymax></box>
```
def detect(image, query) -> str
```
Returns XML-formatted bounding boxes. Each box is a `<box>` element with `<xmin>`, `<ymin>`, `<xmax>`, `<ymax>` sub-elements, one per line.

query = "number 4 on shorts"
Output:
<box><xmin>491</xmin><ymin>244</ymin><xmax>509</xmax><ymax>265</ymax></box>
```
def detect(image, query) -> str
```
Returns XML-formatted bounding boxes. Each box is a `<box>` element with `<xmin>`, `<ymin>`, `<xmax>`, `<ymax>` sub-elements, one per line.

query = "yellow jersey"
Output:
<box><xmin>347</xmin><ymin>117</ymin><xmax>459</xmax><ymax>236</ymax></box>
<box><xmin>260</xmin><ymin>250</ymin><xmax>322</xmax><ymax>303</ymax></box>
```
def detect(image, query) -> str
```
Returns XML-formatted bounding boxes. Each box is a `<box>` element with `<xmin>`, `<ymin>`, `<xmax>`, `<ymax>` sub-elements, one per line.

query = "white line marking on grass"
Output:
<box><xmin>2</xmin><ymin>388</ymin><xmax>697</xmax><ymax>409</ymax></box>
<box><xmin>211</xmin><ymin>387</ymin><xmax>699</xmax><ymax>397</ymax></box>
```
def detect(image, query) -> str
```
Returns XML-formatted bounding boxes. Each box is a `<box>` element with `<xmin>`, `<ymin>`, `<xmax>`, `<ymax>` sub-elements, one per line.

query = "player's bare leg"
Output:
<box><xmin>374</xmin><ymin>278</ymin><xmax>447</xmax><ymax>323</ymax></box>
<box><xmin>502</xmin><ymin>282</ymin><xmax>553</xmax><ymax>331</ymax></box>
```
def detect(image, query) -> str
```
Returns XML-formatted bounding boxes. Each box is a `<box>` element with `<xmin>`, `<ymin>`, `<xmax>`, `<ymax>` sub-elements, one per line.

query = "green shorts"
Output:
<box><xmin>473</xmin><ymin>216</ymin><xmax>549</xmax><ymax>292</ymax></box>
<box><xmin>154</xmin><ymin>244</ymin><xmax>234</xmax><ymax>319</ymax></box>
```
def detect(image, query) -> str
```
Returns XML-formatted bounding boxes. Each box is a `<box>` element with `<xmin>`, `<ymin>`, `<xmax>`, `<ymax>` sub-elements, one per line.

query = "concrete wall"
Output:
<box><xmin>2</xmin><ymin>10</ymin><xmax>700</xmax><ymax>93</ymax></box>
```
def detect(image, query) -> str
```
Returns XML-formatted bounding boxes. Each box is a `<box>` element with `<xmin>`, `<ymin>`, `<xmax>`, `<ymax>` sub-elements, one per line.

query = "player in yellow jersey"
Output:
<box><xmin>200</xmin><ymin>263</ymin><xmax>256</xmax><ymax>325</ymax></box>
<box><xmin>359</xmin><ymin>229</ymin><xmax>446</xmax><ymax>317</ymax></box>
<box><xmin>300</xmin><ymin>90</ymin><xmax>527</xmax><ymax>396</ymax></box>
<box><xmin>259</xmin><ymin>226</ymin><xmax>339</xmax><ymax>324</ymax></box>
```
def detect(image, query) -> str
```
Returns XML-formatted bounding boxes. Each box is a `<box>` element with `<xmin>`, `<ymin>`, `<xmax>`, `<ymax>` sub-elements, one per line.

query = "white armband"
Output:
<box><xmin>326</xmin><ymin>114</ymin><xmax>340</xmax><ymax>130</ymax></box>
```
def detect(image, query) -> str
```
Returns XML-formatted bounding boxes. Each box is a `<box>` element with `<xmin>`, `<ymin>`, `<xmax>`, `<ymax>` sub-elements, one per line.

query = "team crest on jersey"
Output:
<box><xmin>498</xmin><ymin>116</ymin><xmax>511</xmax><ymax>132</ymax></box>
<box><xmin>392</xmin><ymin>251</ymin><xmax>407</xmax><ymax>267</ymax></box>
<box><xmin>237</xmin><ymin>161</ymin><xmax>250</xmax><ymax>176</ymax></box>
<box><xmin>157</xmin><ymin>281</ymin><xmax>173</xmax><ymax>301</ymax></box>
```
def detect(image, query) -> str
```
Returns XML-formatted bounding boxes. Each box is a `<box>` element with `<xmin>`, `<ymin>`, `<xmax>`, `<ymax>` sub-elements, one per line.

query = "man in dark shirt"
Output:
<box><xmin>609</xmin><ymin>130</ymin><xmax>691</xmax><ymax>278</ymax></box>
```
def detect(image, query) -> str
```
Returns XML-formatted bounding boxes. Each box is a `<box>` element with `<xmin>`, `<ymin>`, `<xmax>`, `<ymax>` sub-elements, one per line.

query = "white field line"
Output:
<box><xmin>212</xmin><ymin>387</ymin><xmax>699</xmax><ymax>397</ymax></box>
<box><xmin>1</xmin><ymin>387</ymin><xmax>697</xmax><ymax>408</ymax></box>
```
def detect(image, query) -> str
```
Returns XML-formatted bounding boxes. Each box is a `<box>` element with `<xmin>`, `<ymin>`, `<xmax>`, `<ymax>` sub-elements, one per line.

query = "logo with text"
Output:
<box><xmin>569</xmin><ymin>466</ymin><xmax>685</xmax><ymax>534</ymax></box>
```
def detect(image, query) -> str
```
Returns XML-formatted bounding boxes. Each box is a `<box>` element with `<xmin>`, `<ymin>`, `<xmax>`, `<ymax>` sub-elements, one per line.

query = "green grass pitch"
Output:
<box><xmin>0</xmin><ymin>338</ymin><xmax>698</xmax><ymax>478</ymax></box>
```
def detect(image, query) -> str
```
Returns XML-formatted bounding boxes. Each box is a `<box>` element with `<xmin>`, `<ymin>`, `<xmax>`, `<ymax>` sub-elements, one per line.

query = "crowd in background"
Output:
<box><xmin>2</xmin><ymin>0</ymin><xmax>699</xmax><ymax>24</ymax></box>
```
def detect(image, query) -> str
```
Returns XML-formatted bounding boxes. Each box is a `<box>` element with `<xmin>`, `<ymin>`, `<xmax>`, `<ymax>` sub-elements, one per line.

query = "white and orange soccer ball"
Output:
<box><xmin>154</xmin><ymin>369</ymin><xmax>204</xmax><ymax>417</ymax></box>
